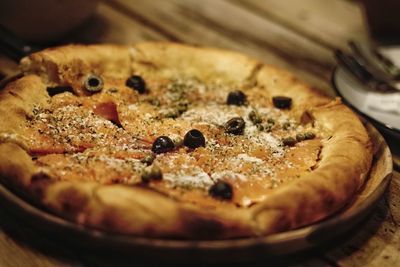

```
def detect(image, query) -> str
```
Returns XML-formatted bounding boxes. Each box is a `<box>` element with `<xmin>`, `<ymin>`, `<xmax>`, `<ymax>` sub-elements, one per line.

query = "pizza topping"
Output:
<box><xmin>224</xmin><ymin>117</ymin><xmax>245</xmax><ymax>135</ymax></box>
<box><xmin>183</xmin><ymin>129</ymin><xmax>206</xmax><ymax>149</ymax></box>
<box><xmin>46</xmin><ymin>86</ymin><xmax>74</xmax><ymax>97</ymax></box>
<box><xmin>227</xmin><ymin>90</ymin><xmax>247</xmax><ymax>106</ymax></box>
<box><xmin>152</xmin><ymin>136</ymin><xmax>175</xmax><ymax>154</ymax></box>
<box><xmin>248</xmin><ymin>110</ymin><xmax>262</xmax><ymax>124</ymax></box>
<box><xmin>296</xmin><ymin>133</ymin><xmax>306</xmax><ymax>142</ymax></box>
<box><xmin>93</xmin><ymin>101</ymin><xmax>122</xmax><ymax>127</ymax></box>
<box><xmin>126</xmin><ymin>75</ymin><xmax>146</xmax><ymax>94</ymax></box>
<box><xmin>25</xmin><ymin>74</ymin><xmax>324</xmax><ymax>207</ymax></box>
<box><xmin>141</xmin><ymin>165</ymin><xmax>163</xmax><ymax>183</ymax></box>
<box><xmin>209</xmin><ymin>181</ymin><xmax>233</xmax><ymax>200</ymax></box>
<box><xmin>141</xmin><ymin>154</ymin><xmax>155</xmax><ymax>166</ymax></box>
<box><xmin>282</xmin><ymin>137</ymin><xmax>297</xmax><ymax>146</ymax></box>
<box><xmin>84</xmin><ymin>74</ymin><xmax>103</xmax><ymax>93</ymax></box>
<box><xmin>304</xmin><ymin>132</ymin><xmax>316</xmax><ymax>140</ymax></box>
<box><xmin>296</xmin><ymin>132</ymin><xmax>316</xmax><ymax>142</ymax></box>
<box><xmin>272</xmin><ymin>96</ymin><xmax>292</xmax><ymax>109</ymax></box>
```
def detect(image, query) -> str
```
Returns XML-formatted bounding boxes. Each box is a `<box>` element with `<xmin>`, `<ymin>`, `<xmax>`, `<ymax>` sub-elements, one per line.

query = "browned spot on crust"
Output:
<box><xmin>184</xmin><ymin>216</ymin><xmax>224</xmax><ymax>238</ymax></box>
<box><xmin>56</xmin><ymin>187</ymin><xmax>89</xmax><ymax>215</ymax></box>
<box><xmin>300</xmin><ymin>110</ymin><xmax>315</xmax><ymax>125</ymax></box>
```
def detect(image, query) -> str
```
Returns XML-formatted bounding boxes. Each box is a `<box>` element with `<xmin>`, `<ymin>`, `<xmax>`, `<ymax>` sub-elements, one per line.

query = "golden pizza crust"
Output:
<box><xmin>0</xmin><ymin>42</ymin><xmax>372</xmax><ymax>238</ymax></box>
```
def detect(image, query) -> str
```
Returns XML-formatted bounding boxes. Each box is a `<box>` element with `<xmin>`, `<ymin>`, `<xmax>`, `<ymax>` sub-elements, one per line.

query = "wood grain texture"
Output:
<box><xmin>67</xmin><ymin>3</ymin><xmax>166</xmax><ymax>44</ymax></box>
<box><xmin>230</xmin><ymin>0</ymin><xmax>368</xmax><ymax>51</ymax></box>
<box><xmin>105</xmin><ymin>0</ymin><xmax>335</xmax><ymax>94</ymax></box>
<box><xmin>326</xmin><ymin>173</ymin><xmax>400</xmax><ymax>267</ymax></box>
<box><xmin>0</xmin><ymin>0</ymin><xmax>399</xmax><ymax>266</ymax></box>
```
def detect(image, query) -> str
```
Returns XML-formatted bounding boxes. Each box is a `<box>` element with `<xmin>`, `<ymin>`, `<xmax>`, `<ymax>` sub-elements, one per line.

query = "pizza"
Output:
<box><xmin>0</xmin><ymin>42</ymin><xmax>372</xmax><ymax>239</ymax></box>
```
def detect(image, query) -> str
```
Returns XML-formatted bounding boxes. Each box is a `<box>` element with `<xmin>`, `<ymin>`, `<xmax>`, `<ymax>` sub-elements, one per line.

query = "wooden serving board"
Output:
<box><xmin>0</xmin><ymin>122</ymin><xmax>392</xmax><ymax>264</ymax></box>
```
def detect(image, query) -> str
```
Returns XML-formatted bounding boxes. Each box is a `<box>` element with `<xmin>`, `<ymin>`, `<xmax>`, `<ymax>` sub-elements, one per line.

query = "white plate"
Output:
<box><xmin>332</xmin><ymin>62</ymin><xmax>400</xmax><ymax>142</ymax></box>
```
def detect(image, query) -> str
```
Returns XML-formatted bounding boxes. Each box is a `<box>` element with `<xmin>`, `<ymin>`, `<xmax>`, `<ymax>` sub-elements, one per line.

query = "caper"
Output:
<box><xmin>282</xmin><ymin>137</ymin><xmax>297</xmax><ymax>146</ymax></box>
<box><xmin>141</xmin><ymin>154</ymin><xmax>155</xmax><ymax>166</ymax></box>
<box><xmin>264</xmin><ymin>124</ymin><xmax>273</xmax><ymax>132</ymax></box>
<box><xmin>248</xmin><ymin>110</ymin><xmax>262</xmax><ymax>124</ymax></box>
<box><xmin>282</xmin><ymin>122</ymin><xmax>291</xmax><ymax>130</ymax></box>
<box><xmin>304</xmin><ymin>132</ymin><xmax>316</xmax><ymax>140</ymax></box>
<box><xmin>256</xmin><ymin>124</ymin><xmax>264</xmax><ymax>131</ymax></box>
<box><xmin>164</xmin><ymin>109</ymin><xmax>180</xmax><ymax>119</ymax></box>
<box><xmin>296</xmin><ymin>133</ymin><xmax>306</xmax><ymax>142</ymax></box>
<box><xmin>176</xmin><ymin>101</ymin><xmax>189</xmax><ymax>114</ymax></box>
<box><xmin>141</xmin><ymin>166</ymin><xmax>163</xmax><ymax>183</ymax></box>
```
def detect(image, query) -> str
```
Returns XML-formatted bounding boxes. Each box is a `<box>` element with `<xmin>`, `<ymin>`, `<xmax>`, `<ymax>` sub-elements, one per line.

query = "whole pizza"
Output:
<box><xmin>0</xmin><ymin>42</ymin><xmax>372</xmax><ymax>239</ymax></box>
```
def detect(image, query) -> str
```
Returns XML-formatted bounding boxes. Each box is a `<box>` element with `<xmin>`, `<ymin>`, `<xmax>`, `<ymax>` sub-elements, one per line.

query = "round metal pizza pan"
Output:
<box><xmin>0</xmin><ymin>122</ymin><xmax>392</xmax><ymax>264</ymax></box>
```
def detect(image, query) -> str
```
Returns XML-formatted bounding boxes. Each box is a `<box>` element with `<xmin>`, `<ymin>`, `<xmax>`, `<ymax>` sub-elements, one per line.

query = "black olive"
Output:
<box><xmin>209</xmin><ymin>181</ymin><xmax>233</xmax><ymax>200</ymax></box>
<box><xmin>183</xmin><ymin>129</ymin><xmax>206</xmax><ymax>149</ymax></box>
<box><xmin>227</xmin><ymin>90</ymin><xmax>247</xmax><ymax>106</ymax></box>
<box><xmin>152</xmin><ymin>136</ymin><xmax>175</xmax><ymax>154</ymax></box>
<box><xmin>304</xmin><ymin>132</ymin><xmax>316</xmax><ymax>140</ymax></box>
<box><xmin>272</xmin><ymin>96</ymin><xmax>292</xmax><ymax>109</ymax></box>
<box><xmin>224</xmin><ymin>117</ymin><xmax>245</xmax><ymax>135</ymax></box>
<box><xmin>141</xmin><ymin>166</ymin><xmax>163</xmax><ymax>183</ymax></box>
<box><xmin>282</xmin><ymin>137</ymin><xmax>297</xmax><ymax>146</ymax></box>
<box><xmin>84</xmin><ymin>74</ymin><xmax>103</xmax><ymax>92</ymax></box>
<box><xmin>126</xmin><ymin>75</ymin><xmax>146</xmax><ymax>94</ymax></box>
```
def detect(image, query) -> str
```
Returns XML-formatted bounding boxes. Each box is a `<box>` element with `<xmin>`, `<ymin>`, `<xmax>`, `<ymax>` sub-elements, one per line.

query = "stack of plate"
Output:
<box><xmin>332</xmin><ymin>46</ymin><xmax>400</xmax><ymax>169</ymax></box>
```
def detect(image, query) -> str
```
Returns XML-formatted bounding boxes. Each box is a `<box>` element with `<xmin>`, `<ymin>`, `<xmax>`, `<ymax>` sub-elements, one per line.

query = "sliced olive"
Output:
<box><xmin>183</xmin><ymin>129</ymin><xmax>206</xmax><ymax>149</ymax></box>
<box><xmin>304</xmin><ymin>132</ymin><xmax>316</xmax><ymax>140</ymax></box>
<box><xmin>272</xmin><ymin>96</ymin><xmax>292</xmax><ymax>109</ymax></box>
<box><xmin>267</xmin><ymin>118</ymin><xmax>275</xmax><ymax>125</ymax></box>
<box><xmin>209</xmin><ymin>181</ymin><xmax>233</xmax><ymax>200</ymax></box>
<box><xmin>224</xmin><ymin>117</ymin><xmax>245</xmax><ymax>135</ymax></box>
<box><xmin>141</xmin><ymin>166</ymin><xmax>163</xmax><ymax>183</ymax></box>
<box><xmin>84</xmin><ymin>74</ymin><xmax>103</xmax><ymax>92</ymax></box>
<box><xmin>248</xmin><ymin>110</ymin><xmax>262</xmax><ymax>124</ymax></box>
<box><xmin>227</xmin><ymin>90</ymin><xmax>247</xmax><ymax>106</ymax></box>
<box><xmin>126</xmin><ymin>75</ymin><xmax>146</xmax><ymax>94</ymax></box>
<box><xmin>152</xmin><ymin>136</ymin><xmax>175</xmax><ymax>154</ymax></box>
<box><xmin>282</xmin><ymin>137</ymin><xmax>297</xmax><ymax>146</ymax></box>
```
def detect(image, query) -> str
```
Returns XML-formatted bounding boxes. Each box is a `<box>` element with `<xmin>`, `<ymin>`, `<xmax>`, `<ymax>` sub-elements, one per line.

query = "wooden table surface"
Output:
<box><xmin>0</xmin><ymin>0</ymin><xmax>399</xmax><ymax>266</ymax></box>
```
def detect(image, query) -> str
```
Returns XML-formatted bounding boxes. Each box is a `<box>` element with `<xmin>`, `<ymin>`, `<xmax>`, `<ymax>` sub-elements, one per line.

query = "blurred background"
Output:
<box><xmin>1</xmin><ymin>0</ymin><xmax>398</xmax><ymax>95</ymax></box>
